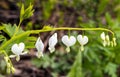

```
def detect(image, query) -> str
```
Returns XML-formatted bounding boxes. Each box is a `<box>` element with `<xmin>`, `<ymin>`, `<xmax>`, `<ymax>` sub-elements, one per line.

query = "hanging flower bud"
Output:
<box><xmin>103</xmin><ymin>40</ymin><xmax>107</xmax><ymax>47</ymax></box>
<box><xmin>62</xmin><ymin>35</ymin><xmax>76</xmax><ymax>52</ymax></box>
<box><xmin>106</xmin><ymin>35</ymin><xmax>110</xmax><ymax>46</ymax></box>
<box><xmin>100</xmin><ymin>32</ymin><xmax>106</xmax><ymax>40</ymax></box>
<box><xmin>35</xmin><ymin>37</ymin><xmax>44</xmax><ymax>58</ymax></box>
<box><xmin>48</xmin><ymin>33</ymin><xmax>58</xmax><ymax>53</ymax></box>
<box><xmin>100</xmin><ymin>32</ymin><xmax>112</xmax><ymax>47</ymax></box>
<box><xmin>77</xmin><ymin>35</ymin><xmax>89</xmax><ymax>51</ymax></box>
<box><xmin>112</xmin><ymin>37</ymin><xmax>117</xmax><ymax>46</ymax></box>
<box><xmin>10</xmin><ymin>42</ymin><xmax>27</xmax><ymax>61</ymax></box>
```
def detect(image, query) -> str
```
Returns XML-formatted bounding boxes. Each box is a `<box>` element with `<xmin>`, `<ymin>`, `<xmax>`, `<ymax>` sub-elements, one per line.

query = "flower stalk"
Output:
<box><xmin>0</xmin><ymin>27</ymin><xmax>115</xmax><ymax>51</ymax></box>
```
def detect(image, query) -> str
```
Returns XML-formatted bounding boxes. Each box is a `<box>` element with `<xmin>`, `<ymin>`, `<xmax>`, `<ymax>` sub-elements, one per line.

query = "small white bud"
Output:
<box><xmin>103</xmin><ymin>40</ymin><xmax>107</xmax><ymax>47</ymax></box>
<box><xmin>106</xmin><ymin>35</ymin><xmax>110</xmax><ymax>46</ymax></box>
<box><xmin>100</xmin><ymin>32</ymin><xmax>105</xmax><ymax>40</ymax></box>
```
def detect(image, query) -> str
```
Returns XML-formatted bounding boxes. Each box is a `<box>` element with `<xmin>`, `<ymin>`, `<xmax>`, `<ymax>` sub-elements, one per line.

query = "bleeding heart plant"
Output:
<box><xmin>9</xmin><ymin>42</ymin><xmax>27</xmax><ymax>61</ymax></box>
<box><xmin>62</xmin><ymin>35</ymin><xmax>76</xmax><ymax>52</ymax></box>
<box><xmin>77</xmin><ymin>35</ymin><xmax>89</xmax><ymax>51</ymax></box>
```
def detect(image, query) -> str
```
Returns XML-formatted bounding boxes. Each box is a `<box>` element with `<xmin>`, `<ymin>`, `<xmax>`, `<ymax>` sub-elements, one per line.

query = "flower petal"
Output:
<box><xmin>48</xmin><ymin>33</ymin><xmax>58</xmax><ymax>52</ymax></box>
<box><xmin>9</xmin><ymin>55</ymin><xmax>16</xmax><ymax>58</ymax></box>
<box><xmin>35</xmin><ymin>37</ymin><xmax>44</xmax><ymax>52</ymax></box>
<box><xmin>19</xmin><ymin>42</ymin><xmax>25</xmax><ymax>52</ymax></box>
<box><xmin>48</xmin><ymin>47</ymin><xmax>55</xmax><ymax>53</ymax></box>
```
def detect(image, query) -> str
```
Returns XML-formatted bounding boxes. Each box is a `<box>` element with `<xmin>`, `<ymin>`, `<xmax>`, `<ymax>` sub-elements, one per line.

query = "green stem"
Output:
<box><xmin>79</xmin><ymin>50</ymin><xmax>82</xmax><ymax>77</ymax></box>
<box><xmin>0</xmin><ymin>27</ymin><xmax>114</xmax><ymax>50</ymax></box>
<box><xmin>30</xmin><ymin>27</ymin><xmax>114</xmax><ymax>36</ymax></box>
<box><xmin>13</xmin><ymin>20</ymin><xmax>22</xmax><ymax>37</ymax></box>
<box><xmin>1</xmin><ymin>50</ymin><xmax>13</xmax><ymax>67</ymax></box>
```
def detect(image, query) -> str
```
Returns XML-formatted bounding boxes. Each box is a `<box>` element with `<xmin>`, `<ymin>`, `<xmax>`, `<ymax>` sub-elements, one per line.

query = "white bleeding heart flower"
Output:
<box><xmin>100</xmin><ymin>32</ymin><xmax>105</xmax><ymax>40</ymax></box>
<box><xmin>48</xmin><ymin>33</ymin><xmax>58</xmax><ymax>53</ymax></box>
<box><xmin>35</xmin><ymin>37</ymin><xmax>44</xmax><ymax>58</ymax></box>
<box><xmin>62</xmin><ymin>35</ymin><xmax>76</xmax><ymax>52</ymax></box>
<box><xmin>77</xmin><ymin>35</ymin><xmax>88</xmax><ymax>45</ymax></box>
<box><xmin>77</xmin><ymin>35</ymin><xmax>89</xmax><ymax>51</ymax></box>
<box><xmin>10</xmin><ymin>42</ymin><xmax>27</xmax><ymax>61</ymax></box>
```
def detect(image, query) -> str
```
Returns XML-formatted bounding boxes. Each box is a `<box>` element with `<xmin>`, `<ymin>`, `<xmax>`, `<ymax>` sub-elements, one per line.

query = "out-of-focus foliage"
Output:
<box><xmin>0</xmin><ymin>0</ymin><xmax>120</xmax><ymax>77</ymax></box>
<box><xmin>31</xmin><ymin>0</ymin><xmax>120</xmax><ymax>77</ymax></box>
<box><xmin>32</xmin><ymin>50</ymin><xmax>76</xmax><ymax>77</ymax></box>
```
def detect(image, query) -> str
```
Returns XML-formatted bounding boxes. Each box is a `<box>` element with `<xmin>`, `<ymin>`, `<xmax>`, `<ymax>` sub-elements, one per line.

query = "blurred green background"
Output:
<box><xmin>0</xmin><ymin>0</ymin><xmax>120</xmax><ymax>77</ymax></box>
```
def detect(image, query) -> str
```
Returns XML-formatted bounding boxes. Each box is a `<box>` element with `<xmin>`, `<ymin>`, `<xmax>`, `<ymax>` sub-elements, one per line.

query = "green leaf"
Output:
<box><xmin>0</xmin><ymin>35</ymin><xmax>7</xmax><ymax>45</ymax></box>
<box><xmin>98</xmin><ymin>0</ymin><xmax>109</xmax><ymax>14</ymax></box>
<box><xmin>22</xmin><ymin>4</ymin><xmax>34</xmax><ymax>20</ymax></box>
<box><xmin>105</xmin><ymin>12</ymin><xmax>113</xmax><ymax>26</ymax></box>
<box><xmin>25</xmin><ymin>36</ymin><xmax>36</xmax><ymax>48</ymax></box>
<box><xmin>2</xmin><ymin>24</ymin><xmax>24</xmax><ymax>37</ymax></box>
<box><xmin>0</xmin><ymin>26</ymin><xmax>4</xmax><ymax>30</ymax></box>
<box><xmin>67</xmin><ymin>51</ymin><xmax>82</xmax><ymax>77</ymax></box>
<box><xmin>20</xmin><ymin>4</ymin><xmax>25</xmax><ymax>22</ymax></box>
<box><xmin>20</xmin><ymin>4</ymin><xmax>34</xmax><ymax>22</ymax></box>
<box><xmin>31</xmin><ymin>54</ymin><xmax>51</xmax><ymax>68</ymax></box>
<box><xmin>104</xmin><ymin>62</ymin><xmax>118</xmax><ymax>77</ymax></box>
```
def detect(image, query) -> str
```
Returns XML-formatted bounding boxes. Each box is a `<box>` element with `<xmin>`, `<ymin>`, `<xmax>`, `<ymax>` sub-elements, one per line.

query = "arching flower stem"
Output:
<box><xmin>0</xmin><ymin>27</ymin><xmax>115</xmax><ymax>51</ymax></box>
<box><xmin>30</xmin><ymin>27</ymin><xmax>114</xmax><ymax>37</ymax></box>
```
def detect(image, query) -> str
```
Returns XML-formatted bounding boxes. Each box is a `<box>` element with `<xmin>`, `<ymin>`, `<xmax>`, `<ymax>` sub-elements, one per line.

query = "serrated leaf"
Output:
<box><xmin>105</xmin><ymin>62</ymin><xmax>118</xmax><ymax>77</ymax></box>
<box><xmin>105</xmin><ymin>12</ymin><xmax>113</xmax><ymax>26</ymax></box>
<box><xmin>2</xmin><ymin>24</ymin><xmax>24</xmax><ymax>37</ymax></box>
<box><xmin>0</xmin><ymin>26</ymin><xmax>4</xmax><ymax>30</ymax></box>
<box><xmin>22</xmin><ymin>4</ymin><xmax>34</xmax><ymax>20</ymax></box>
<box><xmin>0</xmin><ymin>35</ymin><xmax>7</xmax><ymax>45</ymax></box>
<box><xmin>67</xmin><ymin>51</ymin><xmax>82</xmax><ymax>77</ymax></box>
<box><xmin>20</xmin><ymin>4</ymin><xmax>34</xmax><ymax>22</ymax></box>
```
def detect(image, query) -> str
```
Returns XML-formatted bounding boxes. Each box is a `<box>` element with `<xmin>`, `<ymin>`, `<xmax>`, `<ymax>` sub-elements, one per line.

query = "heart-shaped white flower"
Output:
<box><xmin>11</xmin><ymin>43</ymin><xmax>25</xmax><ymax>55</ymax></box>
<box><xmin>35</xmin><ymin>37</ymin><xmax>44</xmax><ymax>58</ymax></box>
<box><xmin>77</xmin><ymin>35</ymin><xmax>88</xmax><ymax>45</ymax></box>
<box><xmin>62</xmin><ymin>35</ymin><xmax>76</xmax><ymax>47</ymax></box>
<box><xmin>48</xmin><ymin>33</ymin><xmax>58</xmax><ymax>53</ymax></box>
<box><xmin>10</xmin><ymin>42</ymin><xmax>26</xmax><ymax>61</ymax></box>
